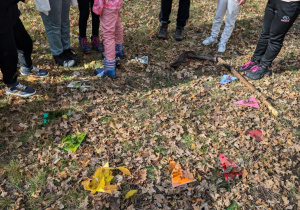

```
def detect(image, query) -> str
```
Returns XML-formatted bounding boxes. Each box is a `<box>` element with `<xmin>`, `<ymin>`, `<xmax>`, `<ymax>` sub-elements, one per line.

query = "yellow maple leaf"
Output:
<box><xmin>104</xmin><ymin>185</ymin><xmax>118</xmax><ymax>194</ymax></box>
<box><xmin>117</xmin><ymin>167</ymin><xmax>131</xmax><ymax>175</ymax></box>
<box><xmin>93</xmin><ymin>167</ymin><xmax>103</xmax><ymax>180</ymax></box>
<box><xmin>105</xmin><ymin>175</ymin><xmax>114</xmax><ymax>183</ymax></box>
<box><xmin>99</xmin><ymin>176</ymin><xmax>105</xmax><ymax>190</ymax></box>
<box><xmin>125</xmin><ymin>190</ymin><xmax>138</xmax><ymax>199</ymax></box>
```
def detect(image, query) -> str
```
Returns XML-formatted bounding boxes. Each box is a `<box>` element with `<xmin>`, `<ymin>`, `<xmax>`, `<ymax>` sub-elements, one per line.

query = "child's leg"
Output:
<box><xmin>0</xmin><ymin>29</ymin><xmax>18</xmax><ymax>85</ymax></box>
<box><xmin>61</xmin><ymin>0</ymin><xmax>71</xmax><ymax>51</ymax></box>
<box><xmin>251</xmin><ymin>2</ymin><xmax>275</xmax><ymax>62</ymax></box>
<box><xmin>78</xmin><ymin>0</ymin><xmax>90</xmax><ymax>38</ymax></box>
<box><xmin>40</xmin><ymin>0</ymin><xmax>64</xmax><ymax>56</ymax></box>
<box><xmin>100</xmin><ymin>8</ymin><xmax>118</xmax><ymax>61</ymax></box>
<box><xmin>219</xmin><ymin>0</ymin><xmax>239</xmax><ymax>43</ymax></box>
<box><xmin>115</xmin><ymin>10</ymin><xmax>124</xmax><ymax>45</ymax></box>
<box><xmin>91</xmin><ymin>0</ymin><xmax>100</xmax><ymax>37</ymax></box>
<box><xmin>211</xmin><ymin>0</ymin><xmax>228</xmax><ymax>38</ymax></box>
<box><xmin>259</xmin><ymin>1</ymin><xmax>300</xmax><ymax>67</ymax></box>
<box><xmin>14</xmin><ymin>19</ymin><xmax>33</xmax><ymax>68</ymax></box>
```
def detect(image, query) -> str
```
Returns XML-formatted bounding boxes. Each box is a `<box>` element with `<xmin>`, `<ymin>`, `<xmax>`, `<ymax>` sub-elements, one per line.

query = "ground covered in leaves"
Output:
<box><xmin>0</xmin><ymin>0</ymin><xmax>299</xmax><ymax>209</ymax></box>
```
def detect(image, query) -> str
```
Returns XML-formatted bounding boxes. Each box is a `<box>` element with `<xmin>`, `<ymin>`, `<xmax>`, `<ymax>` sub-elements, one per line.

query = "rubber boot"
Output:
<box><xmin>94</xmin><ymin>58</ymin><xmax>116</xmax><ymax>79</ymax></box>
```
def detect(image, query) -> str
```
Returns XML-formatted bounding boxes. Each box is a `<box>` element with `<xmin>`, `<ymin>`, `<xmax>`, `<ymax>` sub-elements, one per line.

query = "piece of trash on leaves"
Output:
<box><xmin>234</xmin><ymin>96</ymin><xmax>259</xmax><ymax>108</ymax></box>
<box><xmin>168</xmin><ymin>160</ymin><xmax>196</xmax><ymax>187</ymax></box>
<box><xmin>219</xmin><ymin>153</ymin><xmax>242</xmax><ymax>180</ymax></box>
<box><xmin>73</xmin><ymin>71</ymin><xmax>80</xmax><ymax>76</ymax></box>
<box><xmin>135</xmin><ymin>56</ymin><xmax>148</xmax><ymax>64</ymax></box>
<box><xmin>82</xmin><ymin>162</ymin><xmax>131</xmax><ymax>194</ymax></box>
<box><xmin>60</xmin><ymin>132</ymin><xmax>87</xmax><ymax>152</ymax></box>
<box><xmin>220</xmin><ymin>75</ymin><xmax>237</xmax><ymax>85</ymax></box>
<box><xmin>245</xmin><ymin>130</ymin><xmax>262</xmax><ymax>141</ymax></box>
<box><xmin>44</xmin><ymin>112</ymin><xmax>72</xmax><ymax>124</ymax></box>
<box><xmin>67</xmin><ymin>80</ymin><xmax>92</xmax><ymax>88</ymax></box>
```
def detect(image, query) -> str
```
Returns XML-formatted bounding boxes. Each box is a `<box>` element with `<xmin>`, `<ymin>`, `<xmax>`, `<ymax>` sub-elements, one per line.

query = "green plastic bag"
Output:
<box><xmin>60</xmin><ymin>132</ymin><xmax>87</xmax><ymax>152</ymax></box>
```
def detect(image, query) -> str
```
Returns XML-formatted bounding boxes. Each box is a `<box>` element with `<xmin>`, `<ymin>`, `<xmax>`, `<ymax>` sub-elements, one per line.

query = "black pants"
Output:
<box><xmin>78</xmin><ymin>0</ymin><xmax>100</xmax><ymax>37</ymax></box>
<box><xmin>252</xmin><ymin>0</ymin><xmax>300</xmax><ymax>67</ymax></box>
<box><xmin>159</xmin><ymin>0</ymin><xmax>190</xmax><ymax>28</ymax></box>
<box><xmin>0</xmin><ymin>18</ymin><xmax>32</xmax><ymax>85</ymax></box>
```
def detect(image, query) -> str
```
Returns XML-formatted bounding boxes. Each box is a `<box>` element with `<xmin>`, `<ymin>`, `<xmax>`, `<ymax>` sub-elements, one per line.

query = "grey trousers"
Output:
<box><xmin>41</xmin><ymin>0</ymin><xmax>71</xmax><ymax>56</ymax></box>
<box><xmin>211</xmin><ymin>0</ymin><xmax>240</xmax><ymax>43</ymax></box>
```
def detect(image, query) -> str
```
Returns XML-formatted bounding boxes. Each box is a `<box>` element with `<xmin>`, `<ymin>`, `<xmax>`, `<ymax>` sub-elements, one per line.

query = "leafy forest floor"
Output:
<box><xmin>0</xmin><ymin>0</ymin><xmax>299</xmax><ymax>209</ymax></box>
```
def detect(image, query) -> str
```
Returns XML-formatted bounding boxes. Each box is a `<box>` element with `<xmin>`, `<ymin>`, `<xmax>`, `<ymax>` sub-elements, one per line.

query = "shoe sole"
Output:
<box><xmin>246</xmin><ymin>71</ymin><xmax>271</xmax><ymax>80</ymax></box>
<box><xmin>20</xmin><ymin>72</ymin><xmax>49</xmax><ymax>78</ymax></box>
<box><xmin>6</xmin><ymin>90</ymin><xmax>36</xmax><ymax>97</ymax></box>
<box><xmin>202</xmin><ymin>41</ymin><xmax>218</xmax><ymax>46</ymax></box>
<box><xmin>157</xmin><ymin>35</ymin><xmax>167</xmax><ymax>39</ymax></box>
<box><xmin>175</xmin><ymin>38</ymin><xmax>183</xmax><ymax>41</ymax></box>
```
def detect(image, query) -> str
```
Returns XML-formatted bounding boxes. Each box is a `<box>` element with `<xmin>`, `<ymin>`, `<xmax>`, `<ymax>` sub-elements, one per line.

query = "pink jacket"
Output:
<box><xmin>93</xmin><ymin>0</ymin><xmax>123</xmax><ymax>15</ymax></box>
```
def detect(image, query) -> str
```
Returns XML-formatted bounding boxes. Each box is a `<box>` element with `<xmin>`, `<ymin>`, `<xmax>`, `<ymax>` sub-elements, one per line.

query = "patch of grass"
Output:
<box><xmin>0</xmin><ymin>198</ymin><xmax>13</xmax><ymax>209</ymax></box>
<box><xmin>146</xmin><ymin>167</ymin><xmax>156</xmax><ymax>181</ymax></box>
<box><xmin>181</xmin><ymin>134</ymin><xmax>195</xmax><ymax>149</ymax></box>
<box><xmin>227</xmin><ymin>201</ymin><xmax>241</xmax><ymax>210</ymax></box>
<box><xmin>154</xmin><ymin>146</ymin><xmax>167</xmax><ymax>155</ymax></box>
<box><xmin>3</xmin><ymin>160</ymin><xmax>25</xmax><ymax>187</ymax></box>
<box><xmin>17</xmin><ymin>129</ymin><xmax>36</xmax><ymax>142</ymax></box>
<box><xmin>60</xmin><ymin>189</ymin><xmax>88</xmax><ymax>209</ymax></box>
<box><xmin>122</xmin><ymin>140</ymin><xmax>143</xmax><ymax>154</ymax></box>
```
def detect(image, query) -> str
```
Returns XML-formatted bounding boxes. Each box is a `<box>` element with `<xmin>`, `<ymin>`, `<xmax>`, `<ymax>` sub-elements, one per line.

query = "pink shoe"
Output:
<box><xmin>238</xmin><ymin>60</ymin><xmax>257</xmax><ymax>72</ymax></box>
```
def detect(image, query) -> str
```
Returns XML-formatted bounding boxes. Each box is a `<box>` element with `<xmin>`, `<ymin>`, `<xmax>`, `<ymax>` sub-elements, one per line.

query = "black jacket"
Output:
<box><xmin>0</xmin><ymin>0</ymin><xmax>24</xmax><ymax>34</ymax></box>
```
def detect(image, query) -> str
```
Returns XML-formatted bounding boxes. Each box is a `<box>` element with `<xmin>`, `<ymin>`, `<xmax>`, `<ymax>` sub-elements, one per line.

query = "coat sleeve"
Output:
<box><xmin>0</xmin><ymin>0</ymin><xmax>23</xmax><ymax>9</ymax></box>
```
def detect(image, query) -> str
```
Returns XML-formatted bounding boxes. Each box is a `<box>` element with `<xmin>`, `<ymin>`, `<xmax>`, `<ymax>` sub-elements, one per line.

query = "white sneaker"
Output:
<box><xmin>202</xmin><ymin>36</ymin><xmax>218</xmax><ymax>45</ymax></box>
<box><xmin>218</xmin><ymin>42</ymin><xmax>226</xmax><ymax>53</ymax></box>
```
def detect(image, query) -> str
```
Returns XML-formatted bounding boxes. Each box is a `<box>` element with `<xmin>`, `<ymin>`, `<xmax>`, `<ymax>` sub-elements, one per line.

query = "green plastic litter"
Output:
<box><xmin>44</xmin><ymin>112</ymin><xmax>72</xmax><ymax>124</ymax></box>
<box><xmin>60</xmin><ymin>132</ymin><xmax>87</xmax><ymax>152</ymax></box>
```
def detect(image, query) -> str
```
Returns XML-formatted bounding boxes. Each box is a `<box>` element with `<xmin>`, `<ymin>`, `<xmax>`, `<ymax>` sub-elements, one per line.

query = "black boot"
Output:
<box><xmin>53</xmin><ymin>52</ymin><xmax>76</xmax><ymax>67</ymax></box>
<box><xmin>174</xmin><ymin>27</ymin><xmax>184</xmax><ymax>41</ymax></box>
<box><xmin>157</xmin><ymin>21</ymin><xmax>168</xmax><ymax>39</ymax></box>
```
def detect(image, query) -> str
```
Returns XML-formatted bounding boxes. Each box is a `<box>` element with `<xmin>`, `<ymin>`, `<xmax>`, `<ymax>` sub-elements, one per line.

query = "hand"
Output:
<box><xmin>238</xmin><ymin>0</ymin><xmax>247</xmax><ymax>6</ymax></box>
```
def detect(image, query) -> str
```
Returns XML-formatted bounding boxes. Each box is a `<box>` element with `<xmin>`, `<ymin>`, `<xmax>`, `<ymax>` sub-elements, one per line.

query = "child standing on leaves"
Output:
<box><xmin>78</xmin><ymin>0</ymin><xmax>104</xmax><ymax>53</ymax></box>
<box><xmin>93</xmin><ymin>0</ymin><xmax>125</xmax><ymax>78</ymax></box>
<box><xmin>202</xmin><ymin>0</ymin><xmax>247</xmax><ymax>53</ymax></box>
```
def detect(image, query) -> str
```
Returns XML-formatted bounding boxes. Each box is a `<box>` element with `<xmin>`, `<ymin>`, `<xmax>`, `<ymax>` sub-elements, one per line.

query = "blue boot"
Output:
<box><xmin>115</xmin><ymin>43</ymin><xmax>125</xmax><ymax>59</ymax></box>
<box><xmin>94</xmin><ymin>58</ymin><xmax>116</xmax><ymax>79</ymax></box>
<box><xmin>102</xmin><ymin>43</ymin><xmax>125</xmax><ymax>59</ymax></box>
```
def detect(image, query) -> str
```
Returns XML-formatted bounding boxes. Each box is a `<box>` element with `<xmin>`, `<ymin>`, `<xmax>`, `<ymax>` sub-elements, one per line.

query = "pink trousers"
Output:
<box><xmin>100</xmin><ymin>8</ymin><xmax>123</xmax><ymax>61</ymax></box>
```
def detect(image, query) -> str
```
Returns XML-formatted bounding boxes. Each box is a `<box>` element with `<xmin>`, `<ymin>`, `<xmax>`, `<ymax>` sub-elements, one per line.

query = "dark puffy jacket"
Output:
<box><xmin>0</xmin><ymin>0</ymin><xmax>24</xmax><ymax>34</ymax></box>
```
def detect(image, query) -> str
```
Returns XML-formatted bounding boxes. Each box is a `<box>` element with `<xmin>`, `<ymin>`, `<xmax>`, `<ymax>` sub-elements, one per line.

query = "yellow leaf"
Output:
<box><xmin>103</xmin><ymin>162</ymin><xmax>114</xmax><ymax>170</ymax></box>
<box><xmin>125</xmin><ymin>190</ymin><xmax>138</xmax><ymax>199</ymax></box>
<box><xmin>117</xmin><ymin>166</ymin><xmax>131</xmax><ymax>175</ymax></box>
<box><xmin>103</xmin><ymin>162</ymin><xmax>109</xmax><ymax>168</ymax></box>
<box><xmin>84</xmin><ymin>64</ymin><xmax>89</xmax><ymax>69</ymax></box>
<box><xmin>104</xmin><ymin>185</ymin><xmax>118</xmax><ymax>193</ymax></box>
<box><xmin>197</xmin><ymin>174</ymin><xmax>202</xmax><ymax>181</ymax></box>
<box><xmin>62</xmin><ymin>114</ymin><xmax>68</xmax><ymax>119</ymax></box>
<box><xmin>93</xmin><ymin>167</ymin><xmax>103</xmax><ymax>180</ymax></box>
<box><xmin>99</xmin><ymin>176</ymin><xmax>105</xmax><ymax>190</ymax></box>
<box><xmin>82</xmin><ymin>179</ymin><xmax>91</xmax><ymax>190</ymax></box>
<box><xmin>105</xmin><ymin>175</ymin><xmax>114</xmax><ymax>183</ymax></box>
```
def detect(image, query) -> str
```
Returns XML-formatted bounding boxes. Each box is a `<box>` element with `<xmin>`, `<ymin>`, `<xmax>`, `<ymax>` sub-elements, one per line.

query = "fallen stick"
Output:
<box><xmin>172</xmin><ymin>51</ymin><xmax>280</xmax><ymax>117</ymax></box>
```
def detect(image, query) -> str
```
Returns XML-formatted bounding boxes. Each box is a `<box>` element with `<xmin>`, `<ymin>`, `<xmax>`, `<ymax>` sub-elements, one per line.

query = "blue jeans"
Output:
<box><xmin>41</xmin><ymin>0</ymin><xmax>71</xmax><ymax>56</ymax></box>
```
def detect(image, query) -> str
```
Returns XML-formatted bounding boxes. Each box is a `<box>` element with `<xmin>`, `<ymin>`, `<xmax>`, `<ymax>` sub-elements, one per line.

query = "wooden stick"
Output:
<box><xmin>171</xmin><ymin>51</ymin><xmax>280</xmax><ymax>117</ymax></box>
<box><xmin>216</xmin><ymin>57</ymin><xmax>279</xmax><ymax>117</ymax></box>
